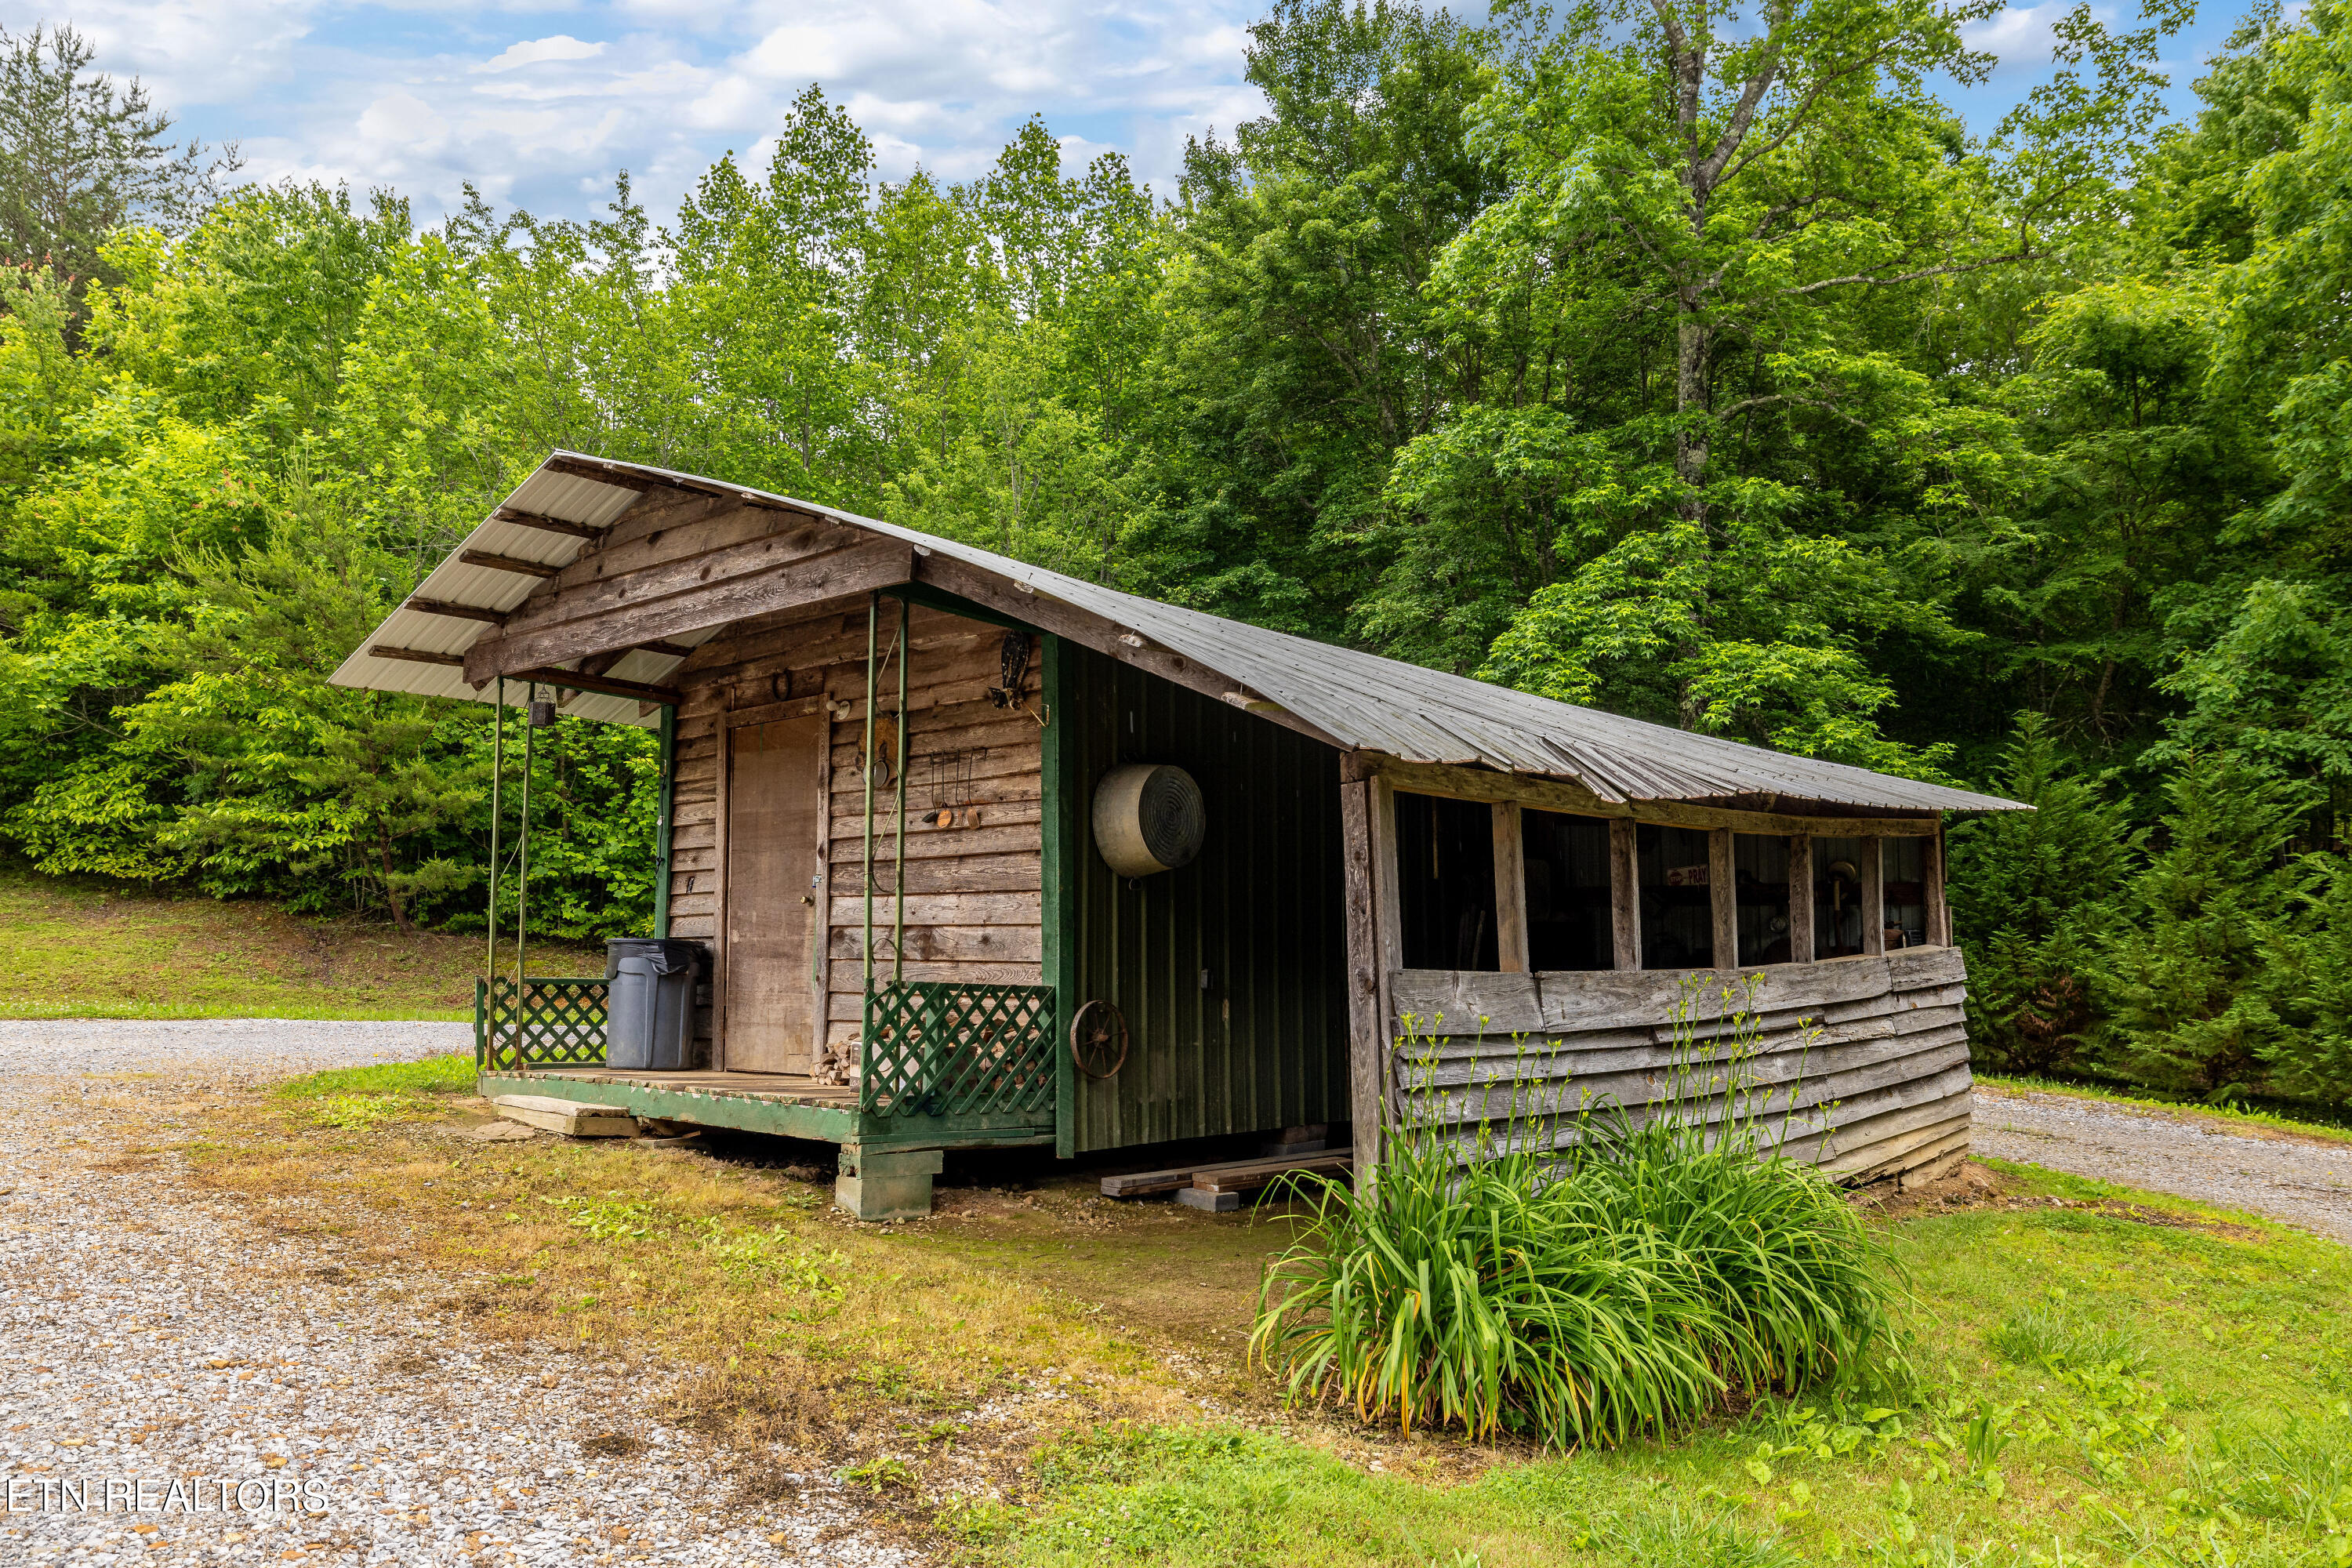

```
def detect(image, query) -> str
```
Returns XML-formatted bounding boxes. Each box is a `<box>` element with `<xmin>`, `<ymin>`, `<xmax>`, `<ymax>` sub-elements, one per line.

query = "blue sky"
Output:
<box><xmin>9</xmin><ymin>0</ymin><xmax>2260</xmax><ymax>230</ymax></box>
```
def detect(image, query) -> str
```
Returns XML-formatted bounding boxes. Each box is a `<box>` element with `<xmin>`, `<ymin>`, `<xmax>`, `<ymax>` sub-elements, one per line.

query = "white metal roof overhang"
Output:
<box><xmin>332</xmin><ymin>452</ymin><xmax>2027</xmax><ymax>815</ymax></box>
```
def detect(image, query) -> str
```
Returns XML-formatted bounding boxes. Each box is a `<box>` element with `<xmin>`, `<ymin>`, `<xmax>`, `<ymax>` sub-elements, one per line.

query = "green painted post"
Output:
<box><xmin>487</xmin><ymin>676</ymin><xmax>504</xmax><ymax>982</ymax></box>
<box><xmin>652</xmin><ymin>702</ymin><xmax>677</xmax><ymax>938</ymax></box>
<box><xmin>1042</xmin><ymin>633</ymin><xmax>1077</xmax><ymax>1159</ymax></box>
<box><xmin>893</xmin><ymin>593</ymin><xmax>909</xmax><ymax>987</ymax></box>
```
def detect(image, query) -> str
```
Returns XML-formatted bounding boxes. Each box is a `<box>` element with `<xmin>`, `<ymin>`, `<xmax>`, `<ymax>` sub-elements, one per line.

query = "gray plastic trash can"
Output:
<box><xmin>604</xmin><ymin>938</ymin><xmax>704</xmax><ymax>1071</ymax></box>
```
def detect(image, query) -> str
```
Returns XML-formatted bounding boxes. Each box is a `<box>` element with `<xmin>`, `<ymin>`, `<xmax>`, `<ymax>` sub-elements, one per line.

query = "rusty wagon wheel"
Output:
<box><xmin>1069</xmin><ymin>999</ymin><xmax>1130</xmax><ymax>1080</ymax></box>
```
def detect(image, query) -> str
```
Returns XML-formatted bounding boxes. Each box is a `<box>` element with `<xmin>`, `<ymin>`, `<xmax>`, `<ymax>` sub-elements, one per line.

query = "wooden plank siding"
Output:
<box><xmin>1058</xmin><ymin>642</ymin><xmax>1351</xmax><ymax>1153</ymax></box>
<box><xmin>1387</xmin><ymin>946</ymin><xmax>1972</xmax><ymax>1186</ymax></box>
<box><xmin>663</xmin><ymin>600</ymin><xmax>1043</xmax><ymax>1064</ymax></box>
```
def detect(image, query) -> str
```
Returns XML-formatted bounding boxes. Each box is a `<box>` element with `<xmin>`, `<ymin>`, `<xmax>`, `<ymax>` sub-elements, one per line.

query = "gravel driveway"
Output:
<box><xmin>1973</xmin><ymin>1083</ymin><xmax>2352</xmax><ymax>1243</ymax></box>
<box><xmin>0</xmin><ymin>1020</ymin><xmax>913</xmax><ymax>1567</ymax></box>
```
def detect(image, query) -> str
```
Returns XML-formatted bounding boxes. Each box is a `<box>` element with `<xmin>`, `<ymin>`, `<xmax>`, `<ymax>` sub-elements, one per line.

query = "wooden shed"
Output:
<box><xmin>332</xmin><ymin>452</ymin><xmax>2025</xmax><ymax>1218</ymax></box>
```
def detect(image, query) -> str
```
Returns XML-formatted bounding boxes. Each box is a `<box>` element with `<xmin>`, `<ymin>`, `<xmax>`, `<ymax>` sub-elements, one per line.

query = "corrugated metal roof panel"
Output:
<box><xmin>332</xmin><ymin>452</ymin><xmax>2025</xmax><ymax>813</ymax></box>
<box><xmin>325</xmin><ymin>464</ymin><xmax>706</xmax><ymax>729</ymax></box>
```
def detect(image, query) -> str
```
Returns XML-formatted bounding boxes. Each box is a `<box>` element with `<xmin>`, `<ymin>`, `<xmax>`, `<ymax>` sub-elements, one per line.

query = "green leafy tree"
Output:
<box><xmin>2098</xmin><ymin>754</ymin><xmax>2316</xmax><ymax>1096</ymax></box>
<box><xmin>1946</xmin><ymin>714</ymin><xmax>2141</xmax><ymax>1073</ymax></box>
<box><xmin>2256</xmin><ymin>855</ymin><xmax>2352</xmax><ymax>1103</ymax></box>
<box><xmin>0</xmin><ymin>24</ymin><xmax>234</xmax><ymax>295</ymax></box>
<box><xmin>1133</xmin><ymin>0</ymin><xmax>1502</xmax><ymax>636</ymax></box>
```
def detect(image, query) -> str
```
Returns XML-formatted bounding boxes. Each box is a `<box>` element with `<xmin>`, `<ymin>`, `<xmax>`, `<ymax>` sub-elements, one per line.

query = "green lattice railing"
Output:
<box><xmin>860</xmin><ymin>980</ymin><xmax>1058</xmax><ymax>1119</ymax></box>
<box><xmin>475</xmin><ymin>976</ymin><xmax>610</xmax><ymax>1073</ymax></box>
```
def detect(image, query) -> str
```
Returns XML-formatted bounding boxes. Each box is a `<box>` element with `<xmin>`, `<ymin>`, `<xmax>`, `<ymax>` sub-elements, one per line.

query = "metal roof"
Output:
<box><xmin>332</xmin><ymin>452</ymin><xmax>2025</xmax><ymax>815</ymax></box>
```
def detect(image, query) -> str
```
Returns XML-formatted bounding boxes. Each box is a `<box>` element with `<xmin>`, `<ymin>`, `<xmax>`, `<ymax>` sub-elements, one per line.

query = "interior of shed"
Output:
<box><xmin>1382</xmin><ymin>784</ymin><xmax>1950</xmax><ymax>980</ymax></box>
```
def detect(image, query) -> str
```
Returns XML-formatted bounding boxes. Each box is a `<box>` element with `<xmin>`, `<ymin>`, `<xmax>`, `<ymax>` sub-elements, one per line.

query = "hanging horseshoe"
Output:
<box><xmin>1069</xmin><ymin>999</ymin><xmax>1130</xmax><ymax>1080</ymax></box>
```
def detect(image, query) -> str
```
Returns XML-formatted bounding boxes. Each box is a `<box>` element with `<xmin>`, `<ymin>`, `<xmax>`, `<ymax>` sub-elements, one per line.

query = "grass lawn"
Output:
<box><xmin>145</xmin><ymin>1061</ymin><xmax>2352</xmax><ymax>1568</ymax></box>
<box><xmin>0</xmin><ymin>867</ymin><xmax>602</xmax><ymax>1019</ymax></box>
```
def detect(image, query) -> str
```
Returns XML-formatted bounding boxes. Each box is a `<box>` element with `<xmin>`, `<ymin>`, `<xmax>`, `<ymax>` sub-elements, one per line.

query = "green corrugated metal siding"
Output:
<box><xmin>1055</xmin><ymin>641</ymin><xmax>1349</xmax><ymax>1153</ymax></box>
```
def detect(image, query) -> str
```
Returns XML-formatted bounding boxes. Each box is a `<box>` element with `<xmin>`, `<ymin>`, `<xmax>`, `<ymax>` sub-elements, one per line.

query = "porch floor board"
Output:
<box><xmin>474</xmin><ymin>1066</ymin><xmax>1058</xmax><ymax>1152</ymax></box>
<box><xmin>516</xmin><ymin>1066</ymin><xmax>858</xmax><ymax>1107</ymax></box>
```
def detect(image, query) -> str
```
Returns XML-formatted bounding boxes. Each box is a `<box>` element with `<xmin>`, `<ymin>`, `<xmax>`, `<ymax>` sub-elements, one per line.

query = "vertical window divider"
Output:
<box><xmin>1491</xmin><ymin>801</ymin><xmax>1529</xmax><ymax>975</ymax></box>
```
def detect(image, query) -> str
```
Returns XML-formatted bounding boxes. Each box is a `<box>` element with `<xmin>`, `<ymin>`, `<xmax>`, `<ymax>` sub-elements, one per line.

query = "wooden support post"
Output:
<box><xmin>1609</xmin><ymin>817</ymin><xmax>1642</xmax><ymax>971</ymax></box>
<box><xmin>652</xmin><ymin>703</ymin><xmax>676</xmax><ymax>938</ymax></box>
<box><xmin>1340</xmin><ymin>778</ymin><xmax>1388</xmax><ymax>1181</ymax></box>
<box><xmin>712</xmin><ymin>715</ymin><xmax>733</xmax><ymax>1068</ymax></box>
<box><xmin>1491</xmin><ymin>801</ymin><xmax>1529</xmax><ymax>975</ymax></box>
<box><xmin>1925</xmin><ymin>823</ymin><xmax>1951</xmax><ymax>946</ymax></box>
<box><xmin>1786</xmin><ymin>834</ymin><xmax>1815</xmax><ymax>964</ymax></box>
<box><xmin>1860</xmin><ymin>837</ymin><xmax>1886</xmax><ymax>956</ymax></box>
<box><xmin>1708</xmin><ymin>827</ymin><xmax>1737</xmax><ymax>969</ymax></box>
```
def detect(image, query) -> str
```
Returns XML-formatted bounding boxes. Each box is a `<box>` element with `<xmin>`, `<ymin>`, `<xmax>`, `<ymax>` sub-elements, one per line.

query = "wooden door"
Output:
<box><xmin>723</xmin><ymin>715</ymin><xmax>824</xmax><ymax>1073</ymax></box>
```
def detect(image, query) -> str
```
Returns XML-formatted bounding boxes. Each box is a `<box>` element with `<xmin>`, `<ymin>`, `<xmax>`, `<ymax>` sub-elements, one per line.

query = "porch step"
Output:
<box><xmin>1105</xmin><ymin>1147</ymin><xmax>1353</xmax><ymax>1205</ymax></box>
<box><xmin>492</xmin><ymin>1094</ymin><xmax>639</xmax><ymax>1138</ymax></box>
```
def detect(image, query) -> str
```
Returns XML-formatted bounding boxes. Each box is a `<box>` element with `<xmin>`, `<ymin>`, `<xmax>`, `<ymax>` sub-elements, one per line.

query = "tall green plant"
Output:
<box><xmin>1250</xmin><ymin>979</ymin><xmax>1894</xmax><ymax>1448</ymax></box>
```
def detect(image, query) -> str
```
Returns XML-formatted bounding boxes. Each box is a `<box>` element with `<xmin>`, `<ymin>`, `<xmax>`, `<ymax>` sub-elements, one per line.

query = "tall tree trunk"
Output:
<box><xmin>376</xmin><ymin>825</ymin><xmax>412</xmax><ymax>932</ymax></box>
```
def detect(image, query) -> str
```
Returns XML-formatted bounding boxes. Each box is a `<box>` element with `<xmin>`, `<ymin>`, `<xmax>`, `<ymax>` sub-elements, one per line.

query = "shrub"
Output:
<box><xmin>1250</xmin><ymin>985</ymin><xmax>1896</xmax><ymax>1449</ymax></box>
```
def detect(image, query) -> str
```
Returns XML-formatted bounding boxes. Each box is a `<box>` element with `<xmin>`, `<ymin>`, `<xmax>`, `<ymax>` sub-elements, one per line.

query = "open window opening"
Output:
<box><xmin>1395</xmin><ymin>790</ymin><xmax>1500</xmax><ymax>971</ymax></box>
<box><xmin>1522</xmin><ymin>809</ymin><xmax>1612</xmax><ymax>971</ymax></box>
<box><xmin>1733</xmin><ymin>833</ymin><xmax>1793</xmax><ymax>965</ymax></box>
<box><xmin>1637</xmin><ymin>823</ymin><xmax>1714</xmax><ymax>969</ymax></box>
<box><xmin>1884</xmin><ymin>837</ymin><xmax>1926</xmax><ymax>949</ymax></box>
<box><xmin>1813</xmin><ymin>837</ymin><xmax>1867</xmax><ymax>956</ymax></box>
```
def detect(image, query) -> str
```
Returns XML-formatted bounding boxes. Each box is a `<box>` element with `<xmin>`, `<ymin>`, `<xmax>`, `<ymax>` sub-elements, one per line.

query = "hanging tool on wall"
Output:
<box><xmin>986</xmin><ymin>630</ymin><xmax>1044</xmax><ymax>724</ymax></box>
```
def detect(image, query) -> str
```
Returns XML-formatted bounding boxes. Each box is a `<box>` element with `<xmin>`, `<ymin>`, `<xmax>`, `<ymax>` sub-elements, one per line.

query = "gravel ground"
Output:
<box><xmin>0</xmin><ymin>1021</ymin><xmax>916</xmax><ymax>1567</ymax></box>
<box><xmin>1973</xmin><ymin>1083</ymin><xmax>2352</xmax><ymax>1243</ymax></box>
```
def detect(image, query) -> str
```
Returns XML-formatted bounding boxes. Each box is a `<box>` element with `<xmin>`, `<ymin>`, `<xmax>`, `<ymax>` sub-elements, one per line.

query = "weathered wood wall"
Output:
<box><xmin>1388</xmin><ymin>946</ymin><xmax>1971</xmax><ymax>1185</ymax></box>
<box><xmin>664</xmin><ymin>596</ymin><xmax>1043</xmax><ymax>1067</ymax></box>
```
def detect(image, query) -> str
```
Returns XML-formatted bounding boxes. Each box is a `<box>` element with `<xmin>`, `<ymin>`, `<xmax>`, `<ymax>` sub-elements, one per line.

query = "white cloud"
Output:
<box><xmin>477</xmin><ymin>35</ymin><xmax>610</xmax><ymax>73</ymax></box>
<box><xmin>2</xmin><ymin>0</ymin><xmax>1269</xmax><ymax>222</ymax></box>
<box><xmin>1962</xmin><ymin>2</ymin><xmax>2121</xmax><ymax>75</ymax></box>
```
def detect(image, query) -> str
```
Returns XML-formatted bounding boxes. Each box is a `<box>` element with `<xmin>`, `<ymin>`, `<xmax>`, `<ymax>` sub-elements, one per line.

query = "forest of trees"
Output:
<box><xmin>1</xmin><ymin>0</ymin><xmax>2347</xmax><ymax>1106</ymax></box>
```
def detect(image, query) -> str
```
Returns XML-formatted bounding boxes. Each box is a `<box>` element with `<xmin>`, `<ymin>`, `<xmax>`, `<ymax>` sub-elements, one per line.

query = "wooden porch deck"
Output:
<box><xmin>517</xmin><ymin>1066</ymin><xmax>858</xmax><ymax>1106</ymax></box>
<box><xmin>476</xmin><ymin>1065</ymin><xmax>1058</xmax><ymax>1152</ymax></box>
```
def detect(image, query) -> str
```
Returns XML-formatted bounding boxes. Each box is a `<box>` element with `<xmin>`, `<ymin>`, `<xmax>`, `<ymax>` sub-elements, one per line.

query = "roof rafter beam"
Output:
<box><xmin>407</xmin><ymin>598</ymin><xmax>508</xmax><ymax>625</ymax></box>
<box><xmin>510</xmin><ymin>665</ymin><xmax>681</xmax><ymax>706</ymax></box>
<box><xmin>369</xmin><ymin>644</ymin><xmax>464</xmax><ymax>667</ymax></box>
<box><xmin>492</xmin><ymin>507</ymin><xmax>604</xmax><ymax>539</ymax></box>
<box><xmin>463</xmin><ymin>539</ymin><xmax>913</xmax><ymax>684</ymax></box>
<box><xmin>459</xmin><ymin>550</ymin><xmax>561</xmax><ymax>579</ymax></box>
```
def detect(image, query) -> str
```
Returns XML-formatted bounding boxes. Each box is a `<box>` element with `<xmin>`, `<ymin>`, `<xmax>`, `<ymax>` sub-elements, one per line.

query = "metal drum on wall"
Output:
<box><xmin>1091</xmin><ymin>763</ymin><xmax>1207</xmax><ymax>877</ymax></box>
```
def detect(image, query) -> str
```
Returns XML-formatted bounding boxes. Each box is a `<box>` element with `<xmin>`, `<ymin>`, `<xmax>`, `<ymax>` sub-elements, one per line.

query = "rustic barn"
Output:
<box><xmin>331</xmin><ymin>451</ymin><xmax>2025</xmax><ymax>1218</ymax></box>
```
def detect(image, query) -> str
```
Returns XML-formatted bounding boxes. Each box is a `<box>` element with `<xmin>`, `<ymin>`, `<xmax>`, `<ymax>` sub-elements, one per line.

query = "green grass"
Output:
<box><xmin>270</xmin><ymin>1054</ymin><xmax>478</xmax><ymax>1098</ymax></box>
<box><xmin>271</xmin><ymin>1052</ymin><xmax>480</xmax><ymax>1129</ymax></box>
<box><xmin>961</xmin><ymin>1166</ymin><xmax>2352</xmax><ymax>1567</ymax></box>
<box><xmin>1980</xmin><ymin>1073</ymin><xmax>2352</xmax><ymax>1147</ymax></box>
<box><xmin>0</xmin><ymin>866</ymin><xmax>601</xmax><ymax>1019</ymax></box>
